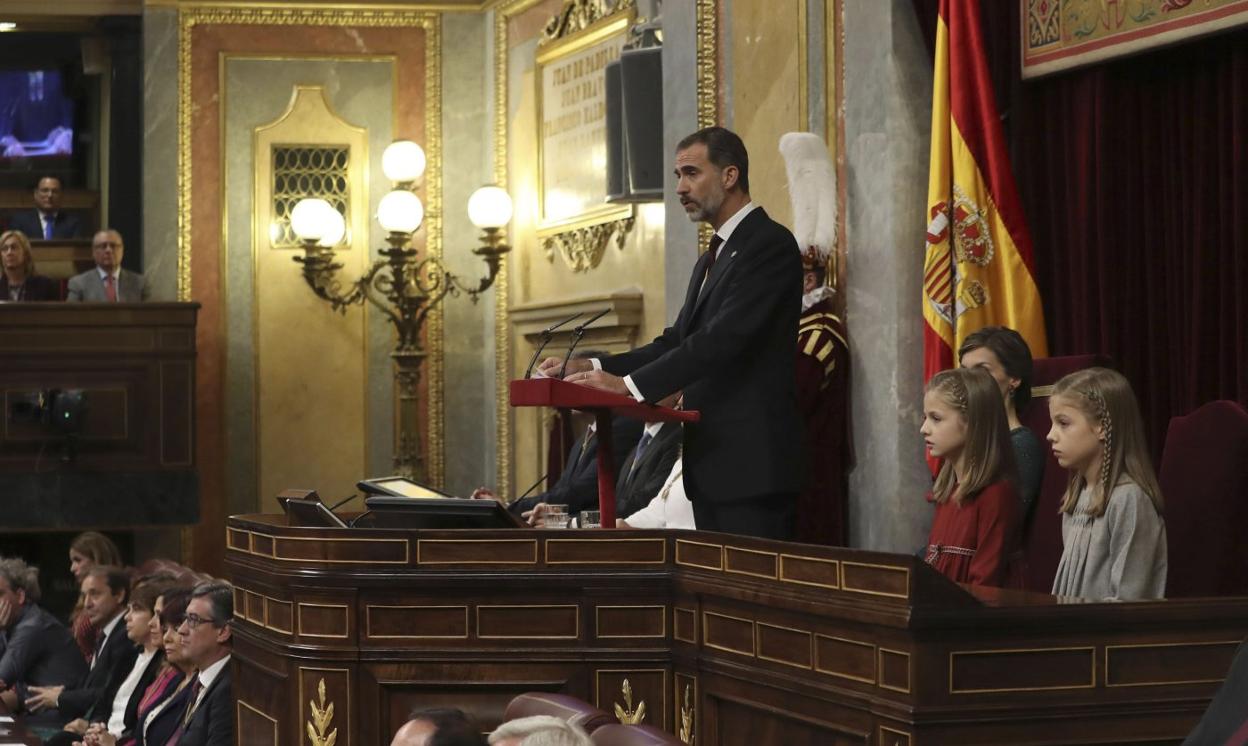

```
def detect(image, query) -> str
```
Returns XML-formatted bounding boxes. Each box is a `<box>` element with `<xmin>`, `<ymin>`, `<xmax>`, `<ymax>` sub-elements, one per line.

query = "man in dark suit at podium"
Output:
<box><xmin>543</xmin><ymin>127</ymin><xmax>803</xmax><ymax>540</ymax></box>
<box><xmin>7</xmin><ymin>176</ymin><xmax>85</xmax><ymax>240</ymax></box>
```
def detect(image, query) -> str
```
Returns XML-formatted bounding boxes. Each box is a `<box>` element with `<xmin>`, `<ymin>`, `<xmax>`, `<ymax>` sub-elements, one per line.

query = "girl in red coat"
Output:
<box><xmin>920</xmin><ymin>368</ymin><xmax>1022</xmax><ymax>588</ymax></box>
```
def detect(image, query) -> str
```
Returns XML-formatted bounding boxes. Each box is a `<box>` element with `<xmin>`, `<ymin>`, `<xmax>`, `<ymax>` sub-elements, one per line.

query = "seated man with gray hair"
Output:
<box><xmin>0</xmin><ymin>557</ymin><xmax>88</xmax><ymax>714</ymax></box>
<box><xmin>489</xmin><ymin>715</ymin><xmax>592</xmax><ymax>746</ymax></box>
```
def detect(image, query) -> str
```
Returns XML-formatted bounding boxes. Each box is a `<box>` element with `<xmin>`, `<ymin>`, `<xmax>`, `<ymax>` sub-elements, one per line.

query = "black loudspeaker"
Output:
<box><xmin>606</xmin><ymin>60</ymin><xmax>626</xmax><ymax>200</ymax></box>
<box><xmin>606</xmin><ymin>45</ymin><xmax>664</xmax><ymax>202</ymax></box>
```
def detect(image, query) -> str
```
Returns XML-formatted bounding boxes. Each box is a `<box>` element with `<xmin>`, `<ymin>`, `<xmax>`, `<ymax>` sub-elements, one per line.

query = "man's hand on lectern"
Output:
<box><xmin>536</xmin><ymin>356</ymin><xmax>592</xmax><ymax>379</ymax></box>
<box><xmin>565</xmin><ymin>369</ymin><xmax>629</xmax><ymax>396</ymax></box>
<box><xmin>470</xmin><ymin>487</ymin><xmax>498</xmax><ymax>501</ymax></box>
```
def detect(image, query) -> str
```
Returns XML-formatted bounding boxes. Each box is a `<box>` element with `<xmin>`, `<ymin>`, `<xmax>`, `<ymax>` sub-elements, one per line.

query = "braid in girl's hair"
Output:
<box><xmin>1083</xmin><ymin>387</ymin><xmax>1114</xmax><ymax>499</ymax></box>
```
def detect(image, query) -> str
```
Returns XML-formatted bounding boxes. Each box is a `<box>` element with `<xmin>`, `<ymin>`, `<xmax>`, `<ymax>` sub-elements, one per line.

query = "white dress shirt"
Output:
<box><xmin>108</xmin><ymin>647</ymin><xmax>157</xmax><ymax>735</ymax></box>
<box><xmin>191</xmin><ymin>654</ymin><xmax>231</xmax><ymax>712</ymax></box>
<box><xmin>624</xmin><ymin>458</ymin><xmax>695</xmax><ymax>529</ymax></box>
<box><xmin>596</xmin><ymin>202</ymin><xmax>760</xmax><ymax>402</ymax></box>
<box><xmin>91</xmin><ymin>612</ymin><xmax>125</xmax><ymax>670</ymax></box>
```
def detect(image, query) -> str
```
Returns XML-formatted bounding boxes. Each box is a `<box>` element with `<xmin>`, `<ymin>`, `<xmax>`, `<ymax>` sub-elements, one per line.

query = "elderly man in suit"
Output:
<box><xmin>0</xmin><ymin>558</ymin><xmax>88</xmax><ymax>715</ymax></box>
<box><xmin>7</xmin><ymin>176</ymin><xmax>85</xmax><ymax>240</ymax></box>
<box><xmin>172</xmin><ymin>582</ymin><xmax>233</xmax><ymax>746</ymax></box>
<box><xmin>67</xmin><ymin>229</ymin><xmax>149</xmax><ymax>302</ymax></box>
<box><xmin>542</xmin><ymin>127</ymin><xmax>804</xmax><ymax>540</ymax></box>
<box><xmin>615</xmin><ymin>391</ymin><xmax>683</xmax><ymax>521</ymax></box>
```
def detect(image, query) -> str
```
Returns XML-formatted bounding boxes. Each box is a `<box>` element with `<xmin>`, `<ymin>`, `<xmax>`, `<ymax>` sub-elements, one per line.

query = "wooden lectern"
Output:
<box><xmin>510</xmin><ymin>377</ymin><xmax>698</xmax><ymax>526</ymax></box>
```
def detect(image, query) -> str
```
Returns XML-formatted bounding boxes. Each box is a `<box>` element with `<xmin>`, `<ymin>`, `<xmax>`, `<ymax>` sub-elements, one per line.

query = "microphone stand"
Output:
<box><xmin>558</xmin><ymin>308</ymin><xmax>610</xmax><ymax>379</ymax></box>
<box><xmin>524</xmin><ymin>311</ymin><xmax>583</xmax><ymax>378</ymax></box>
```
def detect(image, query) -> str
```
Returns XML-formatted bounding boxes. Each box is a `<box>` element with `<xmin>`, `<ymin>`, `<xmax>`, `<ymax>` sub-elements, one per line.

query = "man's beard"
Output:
<box><xmin>685</xmin><ymin>184</ymin><xmax>725</xmax><ymax>223</ymax></box>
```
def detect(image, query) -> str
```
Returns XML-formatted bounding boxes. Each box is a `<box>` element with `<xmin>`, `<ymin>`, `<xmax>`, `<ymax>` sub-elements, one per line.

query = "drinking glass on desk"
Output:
<box><xmin>577</xmin><ymin>510</ymin><xmax>601</xmax><ymax>529</ymax></box>
<box><xmin>540</xmin><ymin>504</ymin><xmax>569</xmax><ymax>528</ymax></box>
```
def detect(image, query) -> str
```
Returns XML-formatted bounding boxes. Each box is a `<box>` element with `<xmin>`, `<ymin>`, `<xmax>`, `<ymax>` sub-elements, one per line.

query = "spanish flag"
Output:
<box><xmin>923</xmin><ymin>0</ymin><xmax>1047</xmax><ymax>383</ymax></box>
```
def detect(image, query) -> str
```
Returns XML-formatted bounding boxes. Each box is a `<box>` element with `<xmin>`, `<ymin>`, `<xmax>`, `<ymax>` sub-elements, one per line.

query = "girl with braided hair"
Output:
<box><xmin>1048</xmin><ymin>367</ymin><xmax>1167</xmax><ymax>600</ymax></box>
<box><xmin>920</xmin><ymin>368</ymin><xmax>1023</xmax><ymax>588</ymax></box>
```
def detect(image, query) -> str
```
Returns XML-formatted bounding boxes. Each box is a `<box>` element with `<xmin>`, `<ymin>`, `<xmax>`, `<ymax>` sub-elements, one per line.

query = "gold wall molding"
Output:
<box><xmin>541</xmin><ymin>0</ymin><xmax>635</xmax><ymax>45</ymax></box>
<box><xmin>542</xmin><ymin>216</ymin><xmax>635</xmax><ymax>272</ymax></box>
<box><xmin>178</xmin><ymin>5</ymin><xmax>446</xmax><ymax>486</ymax></box>
<box><xmin>307</xmin><ymin>678</ymin><xmax>338</xmax><ymax>746</ymax></box>
<box><xmin>613</xmin><ymin>678</ymin><xmax>646</xmax><ymax>725</ymax></box>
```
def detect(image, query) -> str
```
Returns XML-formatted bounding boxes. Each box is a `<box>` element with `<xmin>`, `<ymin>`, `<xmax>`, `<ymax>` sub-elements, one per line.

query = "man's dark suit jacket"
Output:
<box><xmin>0</xmin><ymin>273</ymin><xmax>59</xmax><ymax>301</ymax></box>
<box><xmin>178</xmin><ymin>662</ymin><xmax>233</xmax><ymax>746</ymax></box>
<box><xmin>510</xmin><ymin>416</ymin><xmax>643</xmax><ymax>516</ymax></box>
<box><xmin>600</xmin><ymin>207</ymin><xmax>803</xmax><ymax>504</ymax></box>
<box><xmin>8</xmin><ymin>209</ymin><xmax>84</xmax><ymax>240</ymax></box>
<box><xmin>55</xmin><ymin>613</ymin><xmax>139</xmax><ymax>721</ymax></box>
<box><xmin>44</xmin><ymin>649</ymin><xmax>164</xmax><ymax>746</ymax></box>
<box><xmin>0</xmin><ymin>604</ymin><xmax>87</xmax><ymax>701</ymax></box>
<box><xmin>616</xmin><ymin>422</ymin><xmax>682</xmax><ymax>519</ymax></box>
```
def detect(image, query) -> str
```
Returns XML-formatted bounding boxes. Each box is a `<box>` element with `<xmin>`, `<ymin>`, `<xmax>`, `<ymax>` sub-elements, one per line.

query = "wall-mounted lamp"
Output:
<box><xmin>290</xmin><ymin>139</ymin><xmax>512</xmax><ymax>480</ymax></box>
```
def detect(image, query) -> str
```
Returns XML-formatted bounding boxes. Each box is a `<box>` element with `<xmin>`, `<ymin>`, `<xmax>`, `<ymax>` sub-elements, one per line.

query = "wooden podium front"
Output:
<box><xmin>226</xmin><ymin>514</ymin><xmax>1247</xmax><ymax>746</ymax></box>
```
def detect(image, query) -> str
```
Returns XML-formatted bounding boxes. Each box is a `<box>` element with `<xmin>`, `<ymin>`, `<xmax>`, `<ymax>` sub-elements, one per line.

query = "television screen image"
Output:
<box><xmin>0</xmin><ymin>70</ymin><xmax>74</xmax><ymax>159</ymax></box>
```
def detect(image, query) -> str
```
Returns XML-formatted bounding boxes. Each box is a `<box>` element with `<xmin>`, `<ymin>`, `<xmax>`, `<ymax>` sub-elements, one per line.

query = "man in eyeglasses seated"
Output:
<box><xmin>170</xmin><ymin>582</ymin><xmax>233</xmax><ymax>746</ymax></box>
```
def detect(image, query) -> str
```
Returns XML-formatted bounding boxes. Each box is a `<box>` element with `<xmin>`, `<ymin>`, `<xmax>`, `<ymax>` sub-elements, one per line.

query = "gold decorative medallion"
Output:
<box><xmin>541</xmin><ymin>217</ymin><xmax>635</xmax><ymax>271</ymax></box>
<box><xmin>307</xmin><ymin>678</ymin><xmax>337</xmax><ymax>746</ymax></box>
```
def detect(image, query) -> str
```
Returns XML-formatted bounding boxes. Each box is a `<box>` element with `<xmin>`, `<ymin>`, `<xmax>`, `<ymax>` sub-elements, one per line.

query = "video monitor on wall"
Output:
<box><xmin>0</xmin><ymin>70</ymin><xmax>75</xmax><ymax>162</ymax></box>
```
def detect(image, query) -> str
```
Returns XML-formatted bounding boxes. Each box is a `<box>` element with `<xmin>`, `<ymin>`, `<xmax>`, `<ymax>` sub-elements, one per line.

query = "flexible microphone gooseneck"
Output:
<box><xmin>325</xmin><ymin>494</ymin><xmax>358</xmax><ymax>512</ymax></box>
<box><xmin>525</xmin><ymin>312</ymin><xmax>584</xmax><ymax>378</ymax></box>
<box><xmin>558</xmin><ymin>308</ymin><xmax>610</xmax><ymax>379</ymax></box>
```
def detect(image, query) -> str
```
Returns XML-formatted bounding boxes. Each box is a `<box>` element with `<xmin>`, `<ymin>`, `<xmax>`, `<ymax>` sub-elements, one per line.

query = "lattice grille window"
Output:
<box><xmin>271</xmin><ymin>145</ymin><xmax>350</xmax><ymax>248</ymax></box>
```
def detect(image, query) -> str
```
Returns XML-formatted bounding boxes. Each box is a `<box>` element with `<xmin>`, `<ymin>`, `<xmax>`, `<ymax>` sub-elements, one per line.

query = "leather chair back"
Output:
<box><xmin>503</xmin><ymin>692</ymin><xmax>617</xmax><ymax>734</ymax></box>
<box><xmin>590</xmin><ymin>724</ymin><xmax>683</xmax><ymax>745</ymax></box>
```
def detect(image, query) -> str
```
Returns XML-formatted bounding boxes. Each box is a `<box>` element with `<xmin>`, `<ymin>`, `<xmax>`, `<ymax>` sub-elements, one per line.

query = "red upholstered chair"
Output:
<box><xmin>591</xmin><ymin>724</ymin><xmax>684</xmax><ymax>745</ymax></box>
<box><xmin>1159</xmin><ymin>400</ymin><xmax>1248</xmax><ymax>597</ymax></box>
<box><xmin>1018</xmin><ymin>354</ymin><xmax>1112</xmax><ymax>592</ymax></box>
<box><xmin>503</xmin><ymin>693</ymin><xmax>617</xmax><ymax>734</ymax></box>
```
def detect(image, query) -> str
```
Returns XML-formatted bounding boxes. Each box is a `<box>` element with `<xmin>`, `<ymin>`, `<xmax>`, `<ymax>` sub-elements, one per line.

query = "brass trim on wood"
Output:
<box><xmin>878</xmin><ymin>647</ymin><xmax>912</xmax><ymax>694</ymax></box>
<box><xmin>1104</xmin><ymin>640</ymin><xmax>1242</xmax><ymax>688</ymax></box>
<box><xmin>297</xmin><ymin>602</ymin><xmax>351</xmax><ymax>639</ymax></box>
<box><xmin>878</xmin><ymin>724</ymin><xmax>912</xmax><ymax>746</ymax></box>
<box><xmin>268</xmin><ymin>534</ymin><xmax>410</xmax><ymax>564</ymax></box>
<box><xmin>673</xmin><ymin>607</ymin><xmax>697</xmax><ymax>645</ymax></box>
<box><xmin>236</xmin><ymin>699</ymin><xmax>279</xmax><ymax>746</ymax></box>
<box><xmin>754</xmin><ymin>621</ymin><xmax>814</xmax><ymax>670</ymax></box>
<box><xmin>702</xmin><ymin>610</ymin><xmax>755</xmax><ymax>657</ymax></box>
<box><xmin>594</xmin><ymin>605</ymin><xmax>667</xmax><ymax>640</ymax></box>
<box><xmin>949</xmin><ymin>646</ymin><xmax>1095</xmax><ymax>694</ymax></box>
<box><xmin>674</xmin><ymin>539</ymin><xmax>724</xmax><ymax>571</ymax></box>
<box><xmin>814</xmin><ymin>634</ymin><xmax>877</xmax><ymax>685</ymax></box>
<box><xmin>724</xmin><ymin>546</ymin><xmax>779</xmax><ymax>580</ymax></box>
<box><xmin>778</xmin><ymin>553</ymin><xmax>841</xmax><ymax>590</ymax></box>
<box><xmin>545</xmin><ymin>537</ymin><xmax>668</xmax><ymax>565</ymax></box>
<box><xmin>365</xmin><ymin>604</ymin><xmax>470</xmax><ymax>639</ymax></box>
<box><xmin>839</xmin><ymin>560</ymin><xmax>910</xmax><ymax>599</ymax></box>
<box><xmin>417</xmin><ymin>538</ymin><xmax>539</xmax><ymax>564</ymax></box>
<box><xmin>298</xmin><ymin>667</ymin><xmax>351</xmax><ymax>746</ymax></box>
<box><xmin>476</xmin><ymin>604</ymin><xmax>581</xmax><ymax>639</ymax></box>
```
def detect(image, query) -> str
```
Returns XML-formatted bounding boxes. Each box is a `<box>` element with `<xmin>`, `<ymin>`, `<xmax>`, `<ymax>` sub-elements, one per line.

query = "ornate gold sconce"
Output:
<box><xmin>290</xmin><ymin>140</ymin><xmax>512</xmax><ymax>481</ymax></box>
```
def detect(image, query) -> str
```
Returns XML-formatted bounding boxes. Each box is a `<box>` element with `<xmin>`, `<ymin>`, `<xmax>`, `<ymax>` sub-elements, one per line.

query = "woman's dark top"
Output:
<box><xmin>1011</xmin><ymin>426</ymin><xmax>1045</xmax><ymax>525</ymax></box>
<box><xmin>0</xmin><ymin>274</ymin><xmax>60</xmax><ymax>301</ymax></box>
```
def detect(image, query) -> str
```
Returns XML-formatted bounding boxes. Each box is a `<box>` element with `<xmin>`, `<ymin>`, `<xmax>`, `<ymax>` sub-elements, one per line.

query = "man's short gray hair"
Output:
<box><xmin>0</xmin><ymin>557</ymin><xmax>40</xmax><ymax>603</ymax></box>
<box><xmin>488</xmin><ymin>716</ymin><xmax>592</xmax><ymax>746</ymax></box>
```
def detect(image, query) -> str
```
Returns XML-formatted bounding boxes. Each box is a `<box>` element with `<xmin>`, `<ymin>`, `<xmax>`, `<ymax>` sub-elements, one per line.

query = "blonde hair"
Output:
<box><xmin>926</xmin><ymin>368</ymin><xmax>1018</xmax><ymax>504</ymax></box>
<box><xmin>1051</xmin><ymin>367</ymin><xmax>1163</xmax><ymax>517</ymax></box>
<box><xmin>0</xmin><ymin>230</ymin><xmax>35</xmax><ymax>276</ymax></box>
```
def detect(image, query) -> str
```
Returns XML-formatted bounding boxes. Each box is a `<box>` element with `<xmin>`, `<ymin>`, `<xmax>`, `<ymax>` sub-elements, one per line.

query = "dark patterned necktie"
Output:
<box><xmin>704</xmin><ymin>235</ymin><xmax>724</xmax><ymax>277</ymax></box>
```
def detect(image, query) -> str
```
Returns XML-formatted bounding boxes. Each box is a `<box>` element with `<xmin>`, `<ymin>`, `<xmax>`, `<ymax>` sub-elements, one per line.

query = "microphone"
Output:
<box><xmin>515</xmin><ymin>473</ymin><xmax>548</xmax><ymax>501</ymax></box>
<box><xmin>525</xmin><ymin>311</ymin><xmax>583</xmax><ymax>378</ymax></box>
<box><xmin>558</xmin><ymin>308</ymin><xmax>610</xmax><ymax>379</ymax></box>
<box><xmin>325</xmin><ymin>494</ymin><xmax>358</xmax><ymax>512</ymax></box>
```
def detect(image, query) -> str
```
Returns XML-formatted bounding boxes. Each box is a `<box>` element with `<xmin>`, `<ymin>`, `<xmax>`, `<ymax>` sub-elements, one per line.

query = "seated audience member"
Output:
<box><xmin>489</xmin><ymin>715</ymin><xmax>592</xmax><ymax>746</ymax></box>
<box><xmin>1048</xmin><ymin>367</ymin><xmax>1167</xmax><ymax>601</ymax></box>
<box><xmin>49</xmin><ymin>577</ymin><xmax>177</xmax><ymax>745</ymax></box>
<box><xmin>170</xmin><ymin>581</ymin><xmax>233</xmax><ymax>746</ymax></box>
<box><xmin>920</xmin><ymin>368</ymin><xmax>1023</xmax><ymax>589</ymax></box>
<box><xmin>0</xmin><ymin>230</ymin><xmax>58</xmax><ymax>301</ymax></box>
<box><xmin>68</xmin><ymin>532</ymin><xmax>125</xmax><ymax>663</ymax></box>
<box><xmin>0</xmin><ymin>557</ymin><xmax>88</xmax><ymax>712</ymax></box>
<box><xmin>616</xmin><ymin>456</ymin><xmax>695</xmax><ymax>530</ymax></box>
<box><xmin>474</xmin><ymin>355</ymin><xmax>642</xmax><ymax>522</ymax></box>
<box><xmin>105</xmin><ymin>587</ymin><xmax>195</xmax><ymax>746</ymax></box>
<box><xmin>614</xmin><ymin>393</ymin><xmax>682</xmax><ymax>520</ymax></box>
<box><xmin>8</xmin><ymin>176</ymin><xmax>86</xmax><ymax>240</ymax></box>
<box><xmin>67</xmin><ymin>230</ymin><xmax>150</xmax><ymax>302</ymax></box>
<box><xmin>392</xmin><ymin>707</ymin><xmax>486</xmax><ymax>746</ymax></box>
<box><xmin>959</xmin><ymin>326</ymin><xmax>1045</xmax><ymax>525</ymax></box>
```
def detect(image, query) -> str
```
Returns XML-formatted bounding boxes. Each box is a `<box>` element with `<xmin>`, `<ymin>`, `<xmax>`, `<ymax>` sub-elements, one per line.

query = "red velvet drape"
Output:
<box><xmin>914</xmin><ymin>1</ymin><xmax>1248</xmax><ymax>455</ymax></box>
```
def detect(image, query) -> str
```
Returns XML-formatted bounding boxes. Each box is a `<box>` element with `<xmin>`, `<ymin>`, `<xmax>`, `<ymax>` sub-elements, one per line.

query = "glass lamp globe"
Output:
<box><xmin>467</xmin><ymin>186</ymin><xmax>513</xmax><ymax>229</ymax></box>
<box><xmin>318</xmin><ymin>202</ymin><xmax>347</xmax><ymax>247</ymax></box>
<box><xmin>377</xmin><ymin>189</ymin><xmax>425</xmax><ymax>234</ymax></box>
<box><xmin>290</xmin><ymin>198</ymin><xmax>333</xmax><ymax>242</ymax></box>
<box><xmin>382</xmin><ymin>140</ymin><xmax>427</xmax><ymax>184</ymax></box>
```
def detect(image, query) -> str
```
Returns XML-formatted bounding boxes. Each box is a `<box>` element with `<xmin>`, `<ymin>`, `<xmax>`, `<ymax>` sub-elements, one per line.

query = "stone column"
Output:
<box><xmin>842</xmin><ymin>0</ymin><xmax>935</xmax><ymax>552</ymax></box>
<box><xmin>660</xmin><ymin>1</ymin><xmax>701</xmax><ymax>321</ymax></box>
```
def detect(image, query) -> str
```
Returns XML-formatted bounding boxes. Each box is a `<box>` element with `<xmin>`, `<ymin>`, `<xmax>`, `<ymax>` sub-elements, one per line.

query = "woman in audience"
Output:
<box><xmin>0</xmin><ymin>230</ymin><xmax>58</xmax><ymax>301</ymax></box>
<box><xmin>56</xmin><ymin>577</ymin><xmax>175</xmax><ymax>744</ymax></box>
<box><xmin>79</xmin><ymin>586</ymin><xmax>193</xmax><ymax>746</ymax></box>
<box><xmin>68</xmin><ymin>532</ymin><xmax>124</xmax><ymax>662</ymax></box>
<box><xmin>958</xmin><ymin>326</ymin><xmax>1045</xmax><ymax>525</ymax></box>
<box><xmin>1048</xmin><ymin>367</ymin><xmax>1167</xmax><ymax>600</ymax></box>
<box><xmin>920</xmin><ymin>368</ymin><xmax>1022</xmax><ymax>588</ymax></box>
